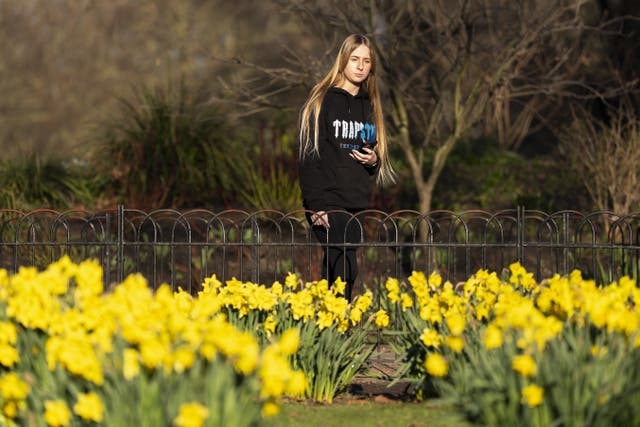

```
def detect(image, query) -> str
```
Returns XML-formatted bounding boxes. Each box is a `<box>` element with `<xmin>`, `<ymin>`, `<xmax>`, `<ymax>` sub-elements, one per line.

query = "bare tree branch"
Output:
<box><xmin>218</xmin><ymin>0</ymin><xmax>639</xmax><ymax>217</ymax></box>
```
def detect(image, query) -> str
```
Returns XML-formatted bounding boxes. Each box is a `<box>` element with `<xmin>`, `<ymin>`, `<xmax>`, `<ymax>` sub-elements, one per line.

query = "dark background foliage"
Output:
<box><xmin>0</xmin><ymin>0</ymin><xmax>638</xmax><ymax>213</ymax></box>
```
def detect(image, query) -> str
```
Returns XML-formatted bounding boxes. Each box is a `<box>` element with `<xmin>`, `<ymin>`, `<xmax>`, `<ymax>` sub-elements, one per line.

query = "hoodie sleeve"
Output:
<box><xmin>298</xmin><ymin>108</ymin><xmax>329</xmax><ymax>213</ymax></box>
<box><xmin>364</xmin><ymin>161</ymin><xmax>380</xmax><ymax>176</ymax></box>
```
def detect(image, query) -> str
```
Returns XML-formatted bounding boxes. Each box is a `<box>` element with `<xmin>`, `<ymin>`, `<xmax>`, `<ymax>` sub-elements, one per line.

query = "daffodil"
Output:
<box><xmin>285</xmin><ymin>370</ymin><xmax>308</xmax><ymax>396</ymax></box>
<box><xmin>400</xmin><ymin>293</ymin><xmax>413</xmax><ymax>311</ymax></box>
<box><xmin>424</xmin><ymin>353</ymin><xmax>448</xmax><ymax>377</ymax></box>
<box><xmin>0</xmin><ymin>343</ymin><xmax>19</xmax><ymax>367</ymax></box>
<box><xmin>172</xmin><ymin>345</ymin><xmax>196</xmax><ymax>373</ymax></box>
<box><xmin>445</xmin><ymin>335</ymin><xmax>465</xmax><ymax>352</ymax></box>
<box><xmin>375</xmin><ymin>309</ymin><xmax>390</xmax><ymax>328</ymax></box>
<box><xmin>263</xmin><ymin>315</ymin><xmax>277</xmax><ymax>336</ymax></box>
<box><xmin>420</xmin><ymin>328</ymin><xmax>443</xmax><ymax>348</ymax></box>
<box><xmin>0</xmin><ymin>322</ymin><xmax>17</xmax><ymax>344</ymax></box>
<box><xmin>123</xmin><ymin>348</ymin><xmax>140</xmax><ymax>380</ymax></box>
<box><xmin>385</xmin><ymin>278</ymin><xmax>400</xmax><ymax>303</ymax></box>
<box><xmin>278</xmin><ymin>329</ymin><xmax>300</xmax><ymax>355</ymax></box>
<box><xmin>521</xmin><ymin>384</ymin><xmax>544</xmax><ymax>408</ymax></box>
<box><xmin>44</xmin><ymin>400</ymin><xmax>71</xmax><ymax>427</ymax></box>
<box><xmin>73</xmin><ymin>392</ymin><xmax>104</xmax><ymax>423</ymax></box>
<box><xmin>173</xmin><ymin>402</ymin><xmax>209</xmax><ymax>427</ymax></box>
<box><xmin>0</xmin><ymin>373</ymin><xmax>30</xmax><ymax>400</ymax></box>
<box><xmin>261</xmin><ymin>401</ymin><xmax>280</xmax><ymax>417</ymax></box>
<box><xmin>512</xmin><ymin>354</ymin><xmax>537</xmax><ymax>377</ymax></box>
<box><xmin>285</xmin><ymin>272</ymin><xmax>298</xmax><ymax>290</ymax></box>
<box><xmin>445</xmin><ymin>312</ymin><xmax>466</xmax><ymax>336</ymax></box>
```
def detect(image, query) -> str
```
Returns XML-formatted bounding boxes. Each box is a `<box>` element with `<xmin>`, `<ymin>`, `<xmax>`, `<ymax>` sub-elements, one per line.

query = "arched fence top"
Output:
<box><xmin>2</xmin><ymin>206</ymin><xmax>640</xmax><ymax>290</ymax></box>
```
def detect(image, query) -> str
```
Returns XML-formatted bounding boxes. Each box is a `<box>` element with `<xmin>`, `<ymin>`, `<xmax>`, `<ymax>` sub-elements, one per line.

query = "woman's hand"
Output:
<box><xmin>350</xmin><ymin>147</ymin><xmax>378</xmax><ymax>166</ymax></box>
<box><xmin>311</xmin><ymin>211</ymin><xmax>329</xmax><ymax>228</ymax></box>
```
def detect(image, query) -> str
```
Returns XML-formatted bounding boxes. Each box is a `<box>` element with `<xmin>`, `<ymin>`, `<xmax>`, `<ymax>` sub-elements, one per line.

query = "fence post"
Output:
<box><xmin>117</xmin><ymin>204</ymin><xmax>124</xmax><ymax>284</ymax></box>
<box><xmin>562</xmin><ymin>211</ymin><xmax>569</xmax><ymax>276</ymax></box>
<box><xmin>104</xmin><ymin>212</ymin><xmax>111</xmax><ymax>287</ymax></box>
<box><xmin>517</xmin><ymin>206</ymin><xmax>524</xmax><ymax>264</ymax></box>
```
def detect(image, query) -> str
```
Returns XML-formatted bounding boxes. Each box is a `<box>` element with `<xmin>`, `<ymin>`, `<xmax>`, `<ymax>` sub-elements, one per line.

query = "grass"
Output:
<box><xmin>260</xmin><ymin>342</ymin><xmax>472</xmax><ymax>427</ymax></box>
<box><xmin>262</xmin><ymin>398</ymin><xmax>471</xmax><ymax>427</ymax></box>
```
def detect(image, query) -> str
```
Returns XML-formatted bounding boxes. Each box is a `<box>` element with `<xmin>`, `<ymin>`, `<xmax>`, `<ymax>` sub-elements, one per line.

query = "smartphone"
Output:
<box><xmin>358</xmin><ymin>140</ymin><xmax>378</xmax><ymax>153</ymax></box>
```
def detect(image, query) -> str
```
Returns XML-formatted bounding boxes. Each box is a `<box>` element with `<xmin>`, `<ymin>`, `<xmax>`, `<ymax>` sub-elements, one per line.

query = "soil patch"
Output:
<box><xmin>345</xmin><ymin>344</ymin><xmax>415</xmax><ymax>402</ymax></box>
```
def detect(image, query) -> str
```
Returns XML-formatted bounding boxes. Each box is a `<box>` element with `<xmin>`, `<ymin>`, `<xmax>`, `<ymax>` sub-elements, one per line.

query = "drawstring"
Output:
<box><xmin>343</xmin><ymin>89</ymin><xmax>367</xmax><ymax>120</ymax></box>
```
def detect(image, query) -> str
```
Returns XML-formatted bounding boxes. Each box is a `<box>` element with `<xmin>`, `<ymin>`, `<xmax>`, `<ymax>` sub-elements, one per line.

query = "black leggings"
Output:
<box><xmin>307</xmin><ymin>209</ymin><xmax>363</xmax><ymax>302</ymax></box>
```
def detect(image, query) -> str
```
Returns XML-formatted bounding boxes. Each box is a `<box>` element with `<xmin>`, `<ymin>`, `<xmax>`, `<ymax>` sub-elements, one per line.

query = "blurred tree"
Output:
<box><xmin>226</xmin><ymin>0</ymin><xmax>636</xmax><ymax>217</ymax></box>
<box><xmin>559</xmin><ymin>99</ymin><xmax>640</xmax><ymax>214</ymax></box>
<box><xmin>550</xmin><ymin>0</ymin><xmax>640</xmax><ymax>214</ymax></box>
<box><xmin>4</xmin><ymin>0</ymin><xmax>639</xmax><ymax>213</ymax></box>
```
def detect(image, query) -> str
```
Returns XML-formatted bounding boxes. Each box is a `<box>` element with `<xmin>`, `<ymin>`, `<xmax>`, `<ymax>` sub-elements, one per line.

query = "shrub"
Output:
<box><xmin>0</xmin><ymin>154</ymin><xmax>101</xmax><ymax>210</ymax></box>
<box><xmin>94</xmin><ymin>81</ymin><xmax>240</xmax><ymax>210</ymax></box>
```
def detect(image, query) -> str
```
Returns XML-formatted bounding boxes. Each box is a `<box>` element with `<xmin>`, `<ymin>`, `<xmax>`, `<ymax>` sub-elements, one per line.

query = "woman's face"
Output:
<box><xmin>342</xmin><ymin>44</ymin><xmax>371</xmax><ymax>87</ymax></box>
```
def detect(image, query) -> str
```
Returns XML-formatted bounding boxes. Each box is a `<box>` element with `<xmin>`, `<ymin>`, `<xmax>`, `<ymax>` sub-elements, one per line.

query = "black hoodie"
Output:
<box><xmin>298</xmin><ymin>86</ymin><xmax>378</xmax><ymax>213</ymax></box>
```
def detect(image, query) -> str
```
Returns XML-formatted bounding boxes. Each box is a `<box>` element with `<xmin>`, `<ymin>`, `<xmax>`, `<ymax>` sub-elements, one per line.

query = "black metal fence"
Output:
<box><xmin>2</xmin><ymin>206</ymin><xmax>640</xmax><ymax>293</ymax></box>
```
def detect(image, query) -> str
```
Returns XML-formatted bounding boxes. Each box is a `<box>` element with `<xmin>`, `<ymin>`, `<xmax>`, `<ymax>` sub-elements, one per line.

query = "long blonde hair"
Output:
<box><xmin>298</xmin><ymin>34</ymin><xmax>395</xmax><ymax>186</ymax></box>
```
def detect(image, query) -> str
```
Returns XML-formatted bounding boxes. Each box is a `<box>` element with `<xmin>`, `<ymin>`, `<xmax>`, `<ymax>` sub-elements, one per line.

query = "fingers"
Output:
<box><xmin>311</xmin><ymin>211</ymin><xmax>329</xmax><ymax>228</ymax></box>
<box><xmin>349</xmin><ymin>149</ymin><xmax>367</xmax><ymax>162</ymax></box>
<box><xmin>350</xmin><ymin>148</ymin><xmax>377</xmax><ymax>166</ymax></box>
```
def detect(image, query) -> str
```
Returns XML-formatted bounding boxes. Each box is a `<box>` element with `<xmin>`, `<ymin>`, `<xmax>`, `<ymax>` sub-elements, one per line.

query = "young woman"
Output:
<box><xmin>297</xmin><ymin>34</ymin><xmax>395</xmax><ymax>301</ymax></box>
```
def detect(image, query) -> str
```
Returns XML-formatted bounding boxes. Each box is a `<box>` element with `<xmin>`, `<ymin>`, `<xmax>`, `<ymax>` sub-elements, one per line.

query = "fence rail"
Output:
<box><xmin>2</xmin><ymin>206</ymin><xmax>640</xmax><ymax>293</ymax></box>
